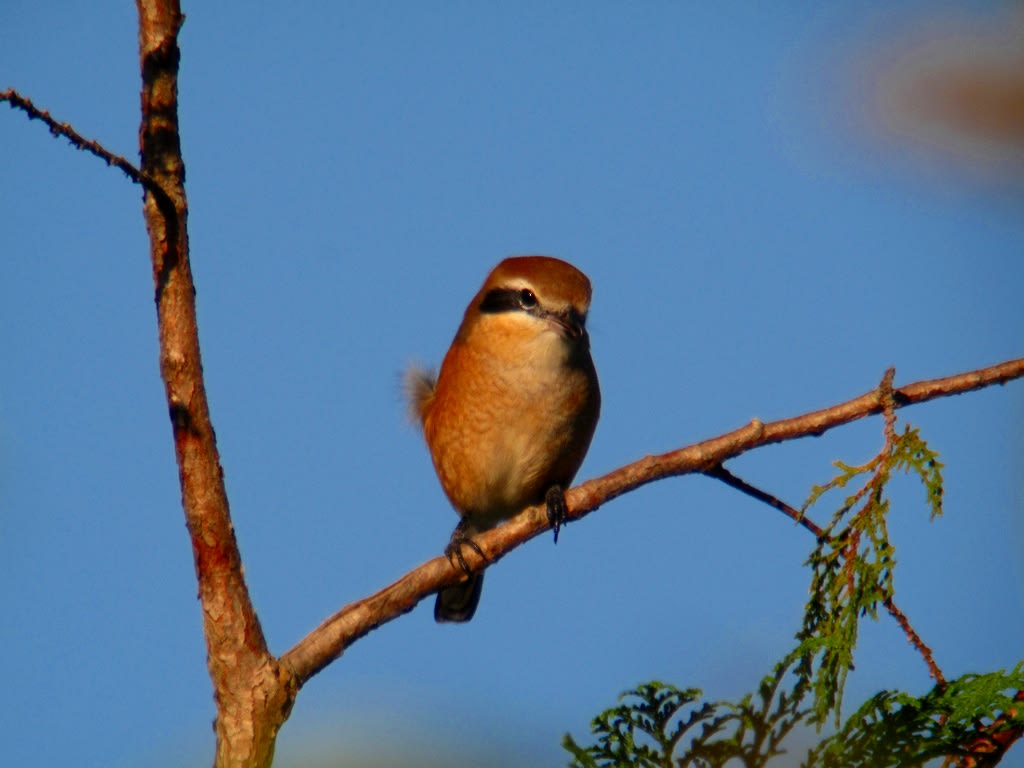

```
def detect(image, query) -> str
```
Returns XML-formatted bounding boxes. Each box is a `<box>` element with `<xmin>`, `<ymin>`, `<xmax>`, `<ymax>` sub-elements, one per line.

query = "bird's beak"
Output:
<box><xmin>546</xmin><ymin>307</ymin><xmax>587</xmax><ymax>343</ymax></box>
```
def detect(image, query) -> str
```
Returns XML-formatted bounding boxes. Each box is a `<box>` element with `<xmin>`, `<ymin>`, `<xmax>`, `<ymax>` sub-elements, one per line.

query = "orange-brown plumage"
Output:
<box><xmin>407</xmin><ymin>255</ymin><xmax>600</xmax><ymax>622</ymax></box>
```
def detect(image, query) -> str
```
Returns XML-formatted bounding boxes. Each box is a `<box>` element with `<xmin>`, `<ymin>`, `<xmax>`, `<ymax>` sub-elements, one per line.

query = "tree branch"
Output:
<box><xmin>1</xmin><ymin>87</ymin><xmax>160</xmax><ymax>192</ymax></box>
<box><xmin>280</xmin><ymin>356</ymin><xmax>1024</xmax><ymax>687</ymax></box>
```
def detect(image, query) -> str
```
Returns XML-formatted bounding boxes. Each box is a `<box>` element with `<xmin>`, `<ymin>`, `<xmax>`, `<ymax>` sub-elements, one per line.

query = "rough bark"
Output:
<box><xmin>136</xmin><ymin>2</ymin><xmax>293</xmax><ymax>765</ymax></box>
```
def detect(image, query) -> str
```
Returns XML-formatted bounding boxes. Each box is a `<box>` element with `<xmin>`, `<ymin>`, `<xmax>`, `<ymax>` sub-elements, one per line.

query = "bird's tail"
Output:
<box><xmin>403</xmin><ymin>364</ymin><xmax>437</xmax><ymax>427</ymax></box>
<box><xmin>435</xmin><ymin>573</ymin><xmax>484</xmax><ymax>623</ymax></box>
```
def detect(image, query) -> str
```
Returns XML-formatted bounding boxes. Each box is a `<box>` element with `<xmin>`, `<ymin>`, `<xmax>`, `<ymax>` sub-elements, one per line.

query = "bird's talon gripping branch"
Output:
<box><xmin>444</xmin><ymin>517</ymin><xmax>486</xmax><ymax>574</ymax></box>
<box><xmin>545</xmin><ymin>484</ymin><xmax>568</xmax><ymax>544</ymax></box>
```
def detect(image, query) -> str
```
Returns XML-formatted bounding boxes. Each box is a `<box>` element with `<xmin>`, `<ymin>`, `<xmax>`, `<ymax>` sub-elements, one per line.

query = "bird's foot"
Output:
<box><xmin>545</xmin><ymin>485</ymin><xmax>568</xmax><ymax>544</ymax></box>
<box><xmin>444</xmin><ymin>517</ymin><xmax>487</xmax><ymax>574</ymax></box>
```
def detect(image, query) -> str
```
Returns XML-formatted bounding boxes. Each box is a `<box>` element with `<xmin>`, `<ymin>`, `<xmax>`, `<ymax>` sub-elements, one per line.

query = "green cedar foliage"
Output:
<box><xmin>564</xmin><ymin>412</ymin><xmax>1022</xmax><ymax>766</ymax></box>
<box><xmin>807</xmin><ymin>664</ymin><xmax>1024</xmax><ymax>767</ymax></box>
<box><xmin>563</xmin><ymin>666</ymin><xmax>1024</xmax><ymax>768</ymax></box>
<box><xmin>799</xmin><ymin>424</ymin><xmax>944</xmax><ymax>726</ymax></box>
<box><xmin>562</xmin><ymin>654</ymin><xmax>809</xmax><ymax>768</ymax></box>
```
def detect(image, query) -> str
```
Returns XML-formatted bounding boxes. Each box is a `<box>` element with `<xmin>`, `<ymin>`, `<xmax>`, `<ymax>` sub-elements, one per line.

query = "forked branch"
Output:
<box><xmin>280</xmin><ymin>357</ymin><xmax>1024</xmax><ymax>686</ymax></box>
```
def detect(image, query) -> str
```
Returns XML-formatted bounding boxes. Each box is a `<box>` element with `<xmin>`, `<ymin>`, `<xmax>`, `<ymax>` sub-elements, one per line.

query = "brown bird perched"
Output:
<box><xmin>406</xmin><ymin>256</ymin><xmax>601</xmax><ymax>623</ymax></box>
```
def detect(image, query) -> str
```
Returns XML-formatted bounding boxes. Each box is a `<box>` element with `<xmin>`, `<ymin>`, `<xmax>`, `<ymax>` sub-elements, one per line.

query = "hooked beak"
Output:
<box><xmin>545</xmin><ymin>307</ymin><xmax>588</xmax><ymax>344</ymax></box>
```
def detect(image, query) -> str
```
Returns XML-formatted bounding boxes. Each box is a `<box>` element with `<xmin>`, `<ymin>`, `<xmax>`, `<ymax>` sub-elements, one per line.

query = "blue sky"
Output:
<box><xmin>2</xmin><ymin>2</ymin><xmax>1022</xmax><ymax>766</ymax></box>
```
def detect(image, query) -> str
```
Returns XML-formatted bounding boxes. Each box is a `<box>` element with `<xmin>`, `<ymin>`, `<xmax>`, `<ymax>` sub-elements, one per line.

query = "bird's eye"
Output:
<box><xmin>518</xmin><ymin>289</ymin><xmax>538</xmax><ymax>308</ymax></box>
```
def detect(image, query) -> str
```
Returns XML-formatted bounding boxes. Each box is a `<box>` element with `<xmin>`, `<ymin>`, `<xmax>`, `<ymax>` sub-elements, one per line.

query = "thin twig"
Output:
<box><xmin>882</xmin><ymin>596</ymin><xmax>945</xmax><ymax>687</ymax></box>
<box><xmin>1</xmin><ymin>87</ymin><xmax>160</xmax><ymax>193</ymax></box>
<box><xmin>705</xmin><ymin>464</ymin><xmax>824</xmax><ymax>537</ymax></box>
<box><xmin>879</xmin><ymin>366</ymin><xmax>898</xmax><ymax>446</ymax></box>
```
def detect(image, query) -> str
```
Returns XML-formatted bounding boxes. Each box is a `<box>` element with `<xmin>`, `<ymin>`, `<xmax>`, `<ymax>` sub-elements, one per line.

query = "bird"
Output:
<box><xmin>406</xmin><ymin>255</ymin><xmax>601</xmax><ymax>623</ymax></box>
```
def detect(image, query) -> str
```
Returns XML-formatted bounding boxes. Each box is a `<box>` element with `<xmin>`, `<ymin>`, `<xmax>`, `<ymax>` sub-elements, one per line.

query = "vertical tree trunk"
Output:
<box><xmin>135</xmin><ymin>2</ymin><xmax>297</xmax><ymax>765</ymax></box>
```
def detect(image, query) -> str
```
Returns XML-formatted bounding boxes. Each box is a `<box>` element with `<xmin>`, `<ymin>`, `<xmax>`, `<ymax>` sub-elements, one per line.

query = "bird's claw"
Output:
<box><xmin>444</xmin><ymin>518</ymin><xmax>486</xmax><ymax>574</ymax></box>
<box><xmin>545</xmin><ymin>485</ymin><xmax>568</xmax><ymax>544</ymax></box>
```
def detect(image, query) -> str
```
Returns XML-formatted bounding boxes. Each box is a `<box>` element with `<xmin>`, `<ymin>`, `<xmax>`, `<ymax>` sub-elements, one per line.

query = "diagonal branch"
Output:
<box><xmin>280</xmin><ymin>356</ymin><xmax>1024</xmax><ymax>687</ymax></box>
<box><xmin>706</xmin><ymin>464</ymin><xmax>824</xmax><ymax>536</ymax></box>
<box><xmin>1</xmin><ymin>87</ymin><xmax>160</xmax><ymax>193</ymax></box>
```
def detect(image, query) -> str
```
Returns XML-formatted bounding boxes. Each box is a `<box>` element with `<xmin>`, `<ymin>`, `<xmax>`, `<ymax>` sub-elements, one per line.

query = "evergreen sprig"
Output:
<box><xmin>564</xmin><ymin>656</ymin><xmax>812</xmax><ymax>768</ymax></box>
<box><xmin>797</xmin><ymin>422</ymin><xmax>945</xmax><ymax>725</ymax></box>
<box><xmin>805</xmin><ymin>663</ymin><xmax>1024</xmax><ymax>767</ymax></box>
<box><xmin>562</xmin><ymin>681</ymin><xmax>714</xmax><ymax>767</ymax></box>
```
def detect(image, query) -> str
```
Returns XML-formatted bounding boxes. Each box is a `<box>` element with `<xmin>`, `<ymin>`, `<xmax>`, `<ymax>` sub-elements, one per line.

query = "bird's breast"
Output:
<box><xmin>422</xmin><ymin>329</ymin><xmax>599</xmax><ymax>528</ymax></box>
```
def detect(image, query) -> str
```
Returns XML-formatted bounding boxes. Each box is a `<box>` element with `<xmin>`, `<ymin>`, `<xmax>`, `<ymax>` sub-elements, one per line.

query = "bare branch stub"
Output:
<box><xmin>1</xmin><ymin>87</ymin><xmax>159</xmax><ymax>190</ymax></box>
